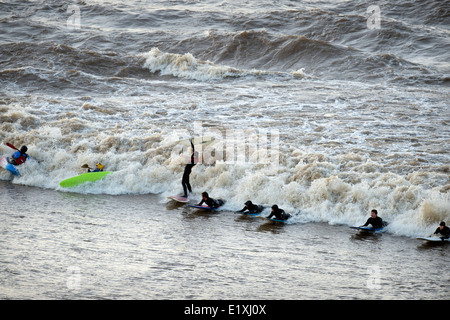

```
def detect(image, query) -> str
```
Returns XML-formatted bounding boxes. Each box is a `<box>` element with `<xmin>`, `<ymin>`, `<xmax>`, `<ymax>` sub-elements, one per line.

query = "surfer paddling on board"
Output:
<box><xmin>361</xmin><ymin>209</ymin><xmax>384</xmax><ymax>230</ymax></box>
<box><xmin>197</xmin><ymin>192</ymin><xmax>224</xmax><ymax>209</ymax></box>
<box><xmin>266</xmin><ymin>205</ymin><xmax>291</xmax><ymax>221</ymax></box>
<box><xmin>181</xmin><ymin>139</ymin><xmax>199</xmax><ymax>198</ymax></box>
<box><xmin>433</xmin><ymin>221</ymin><xmax>450</xmax><ymax>240</ymax></box>
<box><xmin>237</xmin><ymin>201</ymin><xmax>264</xmax><ymax>214</ymax></box>
<box><xmin>8</xmin><ymin>145</ymin><xmax>29</xmax><ymax>166</ymax></box>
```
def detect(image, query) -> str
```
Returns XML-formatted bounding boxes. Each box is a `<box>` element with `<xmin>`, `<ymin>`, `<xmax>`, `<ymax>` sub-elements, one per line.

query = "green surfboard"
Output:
<box><xmin>59</xmin><ymin>171</ymin><xmax>112</xmax><ymax>188</ymax></box>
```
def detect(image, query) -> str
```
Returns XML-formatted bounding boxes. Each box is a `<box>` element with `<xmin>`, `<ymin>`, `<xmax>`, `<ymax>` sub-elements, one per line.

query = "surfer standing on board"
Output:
<box><xmin>181</xmin><ymin>139</ymin><xmax>198</xmax><ymax>198</ymax></box>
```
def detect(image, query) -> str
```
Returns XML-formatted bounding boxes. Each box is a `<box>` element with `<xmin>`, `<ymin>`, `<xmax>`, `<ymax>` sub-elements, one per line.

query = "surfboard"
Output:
<box><xmin>167</xmin><ymin>196</ymin><xmax>189</xmax><ymax>203</ymax></box>
<box><xmin>350</xmin><ymin>226</ymin><xmax>384</xmax><ymax>232</ymax></box>
<box><xmin>0</xmin><ymin>156</ymin><xmax>21</xmax><ymax>176</ymax></box>
<box><xmin>59</xmin><ymin>171</ymin><xmax>112</xmax><ymax>188</ymax></box>
<box><xmin>417</xmin><ymin>237</ymin><xmax>450</xmax><ymax>242</ymax></box>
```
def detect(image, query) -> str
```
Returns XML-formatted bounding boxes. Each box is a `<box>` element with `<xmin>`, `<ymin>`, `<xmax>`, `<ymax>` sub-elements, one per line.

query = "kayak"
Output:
<box><xmin>59</xmin><ymin>171</ymin><xmax>112</xmax><ymax>188</ymax></box>
<box><xmin>0</xmin><ymin>156</ymin><xmax>21</xmax><ymax>176</ymax></box>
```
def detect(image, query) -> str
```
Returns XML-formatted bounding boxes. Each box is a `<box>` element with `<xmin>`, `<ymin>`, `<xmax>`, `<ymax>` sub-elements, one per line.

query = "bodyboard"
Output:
<box><xmin>350</xmin><ymin>226</ymin><xmax>384</xmax><ymax>232</ymax></box>
<box><xmin>235</xmin><ymin>211</ymin><xmax>261</xmax><ymax>216</ymax></box>
<box><xmin>187</xmin><ymin>204</ymin><xmax>216</xmax><ymax>210</ymax></box>
<box><xmin>262</xmin><ymin>217</ymin><xmax>289</xmax><ymax>223</ymax></box>
<box><xmin>417</xmin><ymin>237</ymin><xmax>450</xmax><ymax>242</ymax></box>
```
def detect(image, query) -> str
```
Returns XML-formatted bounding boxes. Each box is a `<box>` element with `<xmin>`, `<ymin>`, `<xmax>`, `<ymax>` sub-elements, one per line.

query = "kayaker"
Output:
<box><xmin>9</xmin><ymin>145</ymin><xmax>29</xmax><ymax>166</ymax></box>
<box><xmin>88</xmin><ymin>163</ymin><xmax>104</xmax><ymax>172</ymax></box>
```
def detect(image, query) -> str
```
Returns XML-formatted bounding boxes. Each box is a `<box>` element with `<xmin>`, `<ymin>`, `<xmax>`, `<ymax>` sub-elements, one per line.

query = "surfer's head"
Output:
<box><xmin>20</xmin><ymin>146</ymin><xmax>28</xmax><ymax>153</ymax></box>
<box><xmin>245</xmin><ymin>200</ymin><xmax>253</xmax><ymax>207</ymax></box>
<box><xmin>371</xmin><ymin>209</ymin><xmax>378</xmax><ymax>218</ymax></box>
<box><xmin>96</xmin><ymin>163</ymin><xmax>104</xmax><ymax>170</ymax></box>
<box><xmin>440</xmin><ymin>221</ymin><xmax>446</xmax><ymax>229</ymax></box>
<box><xmin>201</xmin><ymin>192</ymin><xmax>209</xmax><ymax>200</ymax></box>
<box><xmin>271</xmin><ymin>205</ymin><xmax>278</xmax><ymax>211</ymax></box>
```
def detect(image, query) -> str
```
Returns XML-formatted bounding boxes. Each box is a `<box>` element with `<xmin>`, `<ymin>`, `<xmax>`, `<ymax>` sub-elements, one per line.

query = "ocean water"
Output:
<box><xmin>0</xmin><ymin>0</ymin><xmax>449</xmax><ymax>300</ymax></box>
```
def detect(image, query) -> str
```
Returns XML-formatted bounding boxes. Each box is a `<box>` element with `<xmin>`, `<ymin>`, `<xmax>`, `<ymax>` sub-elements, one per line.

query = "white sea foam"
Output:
<box><xmin>140</xmin><ymin>47</ymin><xmax>243</xmax><ymax>81</ymax></box>
<box><xmin>0</xmin><ymin>56</ymin><xmax>448</xmax><ymax>239</ymax></box>
<box><xmin>139</xmin><ymin>47</ymin><xmax>304</xmax><ymax>81</ymax></box>
<box><xmin>3</xmin><ymin>127</ymin><xmax>448</xmax><ymax>239</ymax></box>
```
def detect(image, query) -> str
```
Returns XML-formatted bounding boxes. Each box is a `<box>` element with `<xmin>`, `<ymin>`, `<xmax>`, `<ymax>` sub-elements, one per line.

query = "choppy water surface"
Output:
<box><xmin>0</xmin><ymin>0</ymin><xmax>448</xmax><ymax>299</ymax></box>
<box><xmin>1</xmin><ymin>181</ymin><xmax>448</xmax><ymax>300</ymax></box>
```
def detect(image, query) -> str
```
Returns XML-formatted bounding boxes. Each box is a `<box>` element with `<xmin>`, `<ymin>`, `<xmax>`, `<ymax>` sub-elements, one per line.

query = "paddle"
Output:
<box><xmin>5</xmin><ymin>142</ymin><xmax>43</xmax><ymax>163</ymax></box>
<box><xmin>6</xmin><ymin>142</ymin><xmax>19</xmax><ymax>151</ymax></box>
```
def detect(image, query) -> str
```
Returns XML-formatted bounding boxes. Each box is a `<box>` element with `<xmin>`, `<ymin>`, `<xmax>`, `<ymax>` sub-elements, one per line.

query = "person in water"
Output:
<box><xmin>8</xmin><ymin>146</ymin><xmax>29</xmax><ymax>166</ymax></box>
<box><xmin>237</xmin><ymin>200</ymin><xmax>264</xmax><ymax>214</ymax></box>
<box><xmin>181</xmin><ymin>139</ymin><xmax>199</xmax><ymax>198</ymax></box>
<box><xmin>266</xmin><ymin>205</ymin><xmax>291</xmax><ymax>220</ymax></box>
<box><xmin>362</xmin><ymin>209</ymin><xmax>384</xmax><ymax>229</ymax></box>
<box><xmin>433</xmin><ymin>221</ymin><xmax>450</xmax><ymax>239</ymax></box>
<box><xmin>197</xmin><ymin>192</ymin><xmax>224</xmax><ymax>209</ymax></box>
<box><xmin>88</xmin><ymin>163</ymin><xmax>104</xmax><ymax>172</ymax></box>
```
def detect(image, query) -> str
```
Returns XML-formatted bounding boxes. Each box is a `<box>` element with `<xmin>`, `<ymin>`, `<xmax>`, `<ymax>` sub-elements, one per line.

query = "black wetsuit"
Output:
<box><xmin>238</xmin><ymin>203</ymin><xmax>264</xmax><ymax>214</ymax></box>
<box><xmin>267</xmin><ymin>208</ymin><xmax>290</xmax><ymax>220</ymax></box>
<box><xmin>363</xmin><ymin>216</ymin><xmax>384</xmax><ymax>229</ymax></box>
<box><xmin>198</xmin><ymin>197</ymin><xmax>224</xmax><ymax>209</ymax></box>
<box><xmin>181</xmin><ymin>141</ymin><xmax>196</xmax><ymax>197</ymax></box>
<box><xmin>434</xmin><ymin>226</ymin><xmax>450</xmax><ymax>239</ymax></box>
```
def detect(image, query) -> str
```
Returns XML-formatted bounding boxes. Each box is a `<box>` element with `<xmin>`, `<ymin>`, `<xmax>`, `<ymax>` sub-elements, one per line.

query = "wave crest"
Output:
<box><xmin>140</xmin><ymin>47</ymin><xmax>243</xmax><ymax>80</ymax></box>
